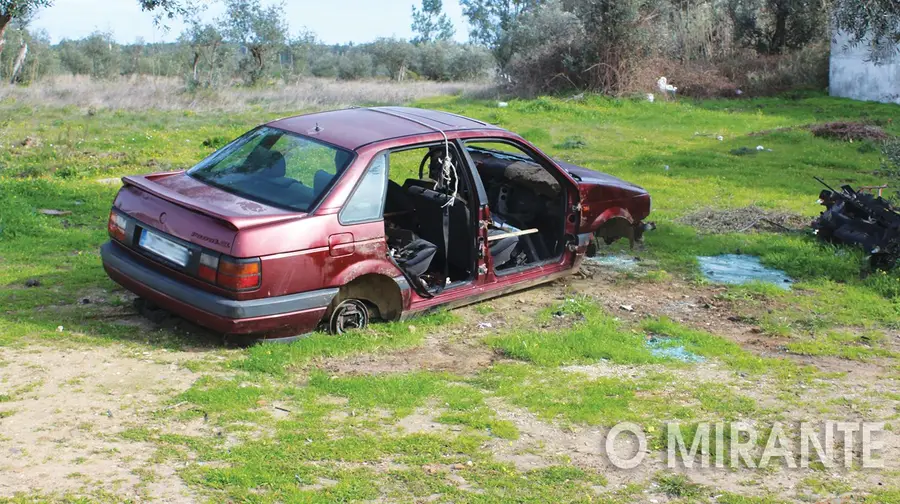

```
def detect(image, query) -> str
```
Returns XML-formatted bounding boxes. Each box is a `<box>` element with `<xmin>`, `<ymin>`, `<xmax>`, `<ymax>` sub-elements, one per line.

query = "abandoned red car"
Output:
<box><xmin>101</xmin><ymin>107</ymin><xmax>651</xmax><ymax>340</ymax></box>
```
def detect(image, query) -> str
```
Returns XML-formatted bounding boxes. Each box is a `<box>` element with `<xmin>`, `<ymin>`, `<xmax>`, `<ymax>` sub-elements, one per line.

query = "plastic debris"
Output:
<box><xmin>38</xmin><ymin>209</ymin><xmax>72</xmax><ymax>216</ymax></box>
<box><xmin>698</xmin><ymin>254</ymin><xmax>792</xmax><ymax>289</ymax></box>
<box><xmin>646</xmin><ymin>336</ymin><xmax>704</xmax><ymax>363</ymax></box>
<box><xmin>586</xmin><ymin>254</ymin><xmax>640</xmax><ymax>271</ymax></box>
<box><xmin>497</xmin><ymin>102</ymin><xmax>509</xmax><ymax>108</ymax></box>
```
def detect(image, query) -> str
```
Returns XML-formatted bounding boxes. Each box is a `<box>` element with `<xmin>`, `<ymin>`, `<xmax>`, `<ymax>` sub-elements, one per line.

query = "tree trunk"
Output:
<box><xmin>10</xmin><ymin>41</ymin><xmax>28</xmax><ymax>84</ymax></box>
<box><xmin>771</xmin><ymin>7</ymin><xmax>789</xmax><ymax>53</ymax></box>
<box><xmin>0</xmin><ymin>13</ymin><xmax>12</xmax><ymax>58</ymax></box>
<box><xmin>191</xmin><ymin>51</ymin><xmax>201</xmax><ymax>82</ymax></box>
<box><xmin>206</xmin><ymin>40</ymin><xmax>221</xmax><ymax>86</ymax></box>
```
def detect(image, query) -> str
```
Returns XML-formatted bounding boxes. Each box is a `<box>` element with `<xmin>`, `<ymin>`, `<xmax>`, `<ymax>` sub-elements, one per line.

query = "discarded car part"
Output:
<box><xmin>329</xmin><ymin>299</ymin><xmax>370</xmax><ymax>334</ymax></box>
<box><xmin>100</xmin><ymin>107</ymin><xmax>651</xmax><ymax>341</ymax></box>
<box><xmin>812</xmin><ymin>177</ymin><xmax>900</xmax><ymax>270</ymax></box>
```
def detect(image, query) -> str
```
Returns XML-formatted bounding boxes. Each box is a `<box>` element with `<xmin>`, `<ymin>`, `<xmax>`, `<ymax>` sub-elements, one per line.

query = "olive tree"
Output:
<box><xmin>2</xmin><ymin>0</ymin><xmax>203</xmax><ymax>58</ymax></box>
<box><xmin>370</xmin><ymin>37</ymin><xmax>414</xmax><ymax>80</ymax></box>
<box><xmin>460</xmin><ymin>0</ymin><xmax>544</xmax><ymax>71</ymax></box>
<box><xmin>182</xmin><ymin>22</ymin><xmax>225</xmax><ymax>86</ymax></box>
<box><xmin>833</xmin><ymin>0</ymin><xmax>900</xmax><ymax>63</ymax></box>
<box><xmin>0</xmin><ymin>0</ymin><xmax>51</xmax><ymax>57</ymax></box>
<box><xmin>221</xmin><ymin>0</ymin><xmax>288</xmax><ymax>85</ymax></box>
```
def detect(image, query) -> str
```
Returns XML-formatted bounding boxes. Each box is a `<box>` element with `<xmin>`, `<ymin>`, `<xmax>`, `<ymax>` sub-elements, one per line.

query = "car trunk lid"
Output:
<box><xmin>116</xmin><ymin>171</ymin><xmax>306</xmax><ymax>254</ymax></box>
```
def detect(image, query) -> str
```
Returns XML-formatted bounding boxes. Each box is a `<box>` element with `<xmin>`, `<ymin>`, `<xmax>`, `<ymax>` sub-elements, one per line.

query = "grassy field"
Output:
<box><xmin>1</xmin><ymin>89</ymin><xmax>899</xmax><ymax>503</ymax></box>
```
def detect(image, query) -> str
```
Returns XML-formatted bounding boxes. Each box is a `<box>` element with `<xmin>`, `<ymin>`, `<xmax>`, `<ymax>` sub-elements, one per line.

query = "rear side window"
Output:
<box><xmin>340</xmin><ymin>153</ymin><xmax>388</xmax><ymax>224</ymax></box>
<box><xmin>188</xmin><ymin>127</ymin><xmax>353</xmax><ymax>212</ymax></box>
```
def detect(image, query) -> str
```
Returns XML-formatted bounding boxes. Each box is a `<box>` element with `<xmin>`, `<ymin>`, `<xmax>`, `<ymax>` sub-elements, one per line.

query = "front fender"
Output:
<box><xmin>589</xmin><ymin>207</ymin><xmax>634</xmax><ymax>231</ymax></box>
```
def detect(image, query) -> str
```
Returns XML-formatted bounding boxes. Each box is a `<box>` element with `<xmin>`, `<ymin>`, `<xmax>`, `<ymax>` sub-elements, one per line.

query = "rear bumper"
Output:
<box><xmin>101</xmin><ymin>241</ymin><xmax>336</xmax><ymax>336</ymax></box>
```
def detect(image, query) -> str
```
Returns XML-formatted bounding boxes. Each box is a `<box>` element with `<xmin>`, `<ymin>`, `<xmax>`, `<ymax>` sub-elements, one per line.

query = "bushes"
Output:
<box><xmin>490</xmin><ymin>0</ymin><xmax>831</xmax><ymax>97</ymax></box>
<box><xmin>414</xmin><ymin>41</ymin><xmax>493</xmax><ymax>81</ymax></box>
<box><xmin>631</xmin><ymin>43</ymin><xmax>829</xmax><ymax>99</ymax></box>
<box><xmin>504</xmin><ymin>2</ymin><xmax>584</xmax><ymax>95</ymax></box>
<box><xmin>719</xmin><ymin>43</ymin><xmax>829</xmax><ymax>95</ymax></box>
<box><xmin>337</xmin><ymin>52</ymin><xmax>374</xmax><ymax>80</ymax></box>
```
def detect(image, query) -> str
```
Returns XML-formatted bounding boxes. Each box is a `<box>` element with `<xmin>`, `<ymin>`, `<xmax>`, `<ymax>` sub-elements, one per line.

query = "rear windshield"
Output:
<box><xmin>187</xmin><ymin>127</ymin><xmax>353</xmax><ymax>212</ymax></box>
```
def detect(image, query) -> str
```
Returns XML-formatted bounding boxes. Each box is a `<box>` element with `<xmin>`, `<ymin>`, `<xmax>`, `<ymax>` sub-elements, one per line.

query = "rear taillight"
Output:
<box><xmin>215</xmin><ymin>257</ymin><xmax>261</xmax><ymax>291</ymax></box>
<box><xmin>198</xmin><ymin>252</ymin><xmax>219</xmax><ymax>283</ymax></box>
<box><xmin>196</xmin><ymin>251</ymin><xmax>260</xmax><ymax>291</ymax></box>
<box><xmin>108</xmin><ymin>212</ymin><xmax>126</xmax><ymax>241</ymax></box>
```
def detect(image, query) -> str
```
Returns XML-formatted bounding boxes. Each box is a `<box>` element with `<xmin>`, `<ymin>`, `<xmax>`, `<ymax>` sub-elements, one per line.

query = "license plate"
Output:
<box><xmin>139</xmin><ymin>229</ymin><xmax>190</xmax><ymax>267</ymax></box>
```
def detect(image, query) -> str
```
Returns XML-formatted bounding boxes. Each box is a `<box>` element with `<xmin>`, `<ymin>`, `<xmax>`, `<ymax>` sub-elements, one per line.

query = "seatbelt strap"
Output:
<box><xmin>442</xmin><ymin>202</ymin><xmax>450</xmax><ymax>285</ymax></box>
<box><xmin>431</xmin><ymin>200</ymin><xmax>451</xmax><ymax>294</ymax></box>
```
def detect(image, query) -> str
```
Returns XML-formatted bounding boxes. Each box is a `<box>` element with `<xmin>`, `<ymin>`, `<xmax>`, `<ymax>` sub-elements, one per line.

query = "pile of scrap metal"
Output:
<box><xmin>812</xmin><ymin>177</ymin><xmax>900</xmax><ymax>270</ymax></box>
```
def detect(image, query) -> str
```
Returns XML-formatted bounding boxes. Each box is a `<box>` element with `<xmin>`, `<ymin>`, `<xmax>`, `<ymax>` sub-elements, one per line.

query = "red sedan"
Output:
<box><xmin>101</xmin><ymin>107</ymin><xmax>651</xmax><ymax>341</ymax></box>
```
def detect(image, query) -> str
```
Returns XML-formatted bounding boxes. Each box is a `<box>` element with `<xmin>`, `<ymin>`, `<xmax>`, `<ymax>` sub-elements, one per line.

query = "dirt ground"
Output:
<box><xmin>1</xmin><ymin>263</ymin><xmax>897</xmax><ymax>502</ymax></box>
<box><xmin>0</xmin><ymin>346</ymin><xmax>204</xmax><ymax>502</ymax></box>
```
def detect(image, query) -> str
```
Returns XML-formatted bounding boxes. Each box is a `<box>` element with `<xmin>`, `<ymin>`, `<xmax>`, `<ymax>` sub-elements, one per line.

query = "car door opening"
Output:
<box><xmin>466</xmin><ymin>141</ymin><xmax>569</xmax><ymax>272</ymax></box>
<box><xmin>384</xmin><ymin>144</ymin><xmax>476</xmax><ymax>293</ymax></box>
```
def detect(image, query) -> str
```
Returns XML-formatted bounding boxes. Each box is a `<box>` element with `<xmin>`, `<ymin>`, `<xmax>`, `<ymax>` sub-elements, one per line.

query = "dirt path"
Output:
<box><xmin>0</xmin><ymin>345</ymin><xmax>205</xmax><ymax>502</ymax></box>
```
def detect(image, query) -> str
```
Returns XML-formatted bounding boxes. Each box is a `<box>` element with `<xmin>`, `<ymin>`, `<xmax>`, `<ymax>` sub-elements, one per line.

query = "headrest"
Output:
<box><xmin>314</xmin><ymin>169</ymin><xmax>333</xmax><ymax>194</ymax></box>
<box><xmin>249</xmin><ymin>150</ymin><xmax>285</xmax><ymax>178</ymax></box>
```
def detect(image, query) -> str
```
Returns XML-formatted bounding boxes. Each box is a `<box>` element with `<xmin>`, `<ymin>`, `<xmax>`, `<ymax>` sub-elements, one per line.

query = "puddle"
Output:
<box><xmin>698</xmin><ymin>254</ymin><xmax>792</xmax><ymax>290</ymax></box>
<box><xmin>586</xmin><ymin>254</ymin><xmax>640</xmax><ymax>271</ymax></box>
<box><xmin>646</xmin><ymin>336</ymin><xmax>705</xmax><ymax>363</ymax></box>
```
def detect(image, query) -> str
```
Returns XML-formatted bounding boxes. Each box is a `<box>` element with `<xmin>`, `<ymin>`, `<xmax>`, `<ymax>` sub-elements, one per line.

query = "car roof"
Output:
<box><xmin>266</xmin><ymin>107</ymin><xmax>503</xmax><ymax>151</ymax></box>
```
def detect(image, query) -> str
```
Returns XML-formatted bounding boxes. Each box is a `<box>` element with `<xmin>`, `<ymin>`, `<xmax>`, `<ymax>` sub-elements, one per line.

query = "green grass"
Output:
<box><xmin>488</xmin><ymin>298</ymin><xmax>657</xmax><ymax>367</ymax></box>
<box><xmin>233</xmin><ymin>311</ymin><xmax>459</xmax><ymax>375</ymax></box>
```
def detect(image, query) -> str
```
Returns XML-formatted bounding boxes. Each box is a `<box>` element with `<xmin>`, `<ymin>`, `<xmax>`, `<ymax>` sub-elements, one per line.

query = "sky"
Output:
<box><xmin>28</xmin><ymin>0</ymin><xmax>472</xmax><ymax>45</ymax></box>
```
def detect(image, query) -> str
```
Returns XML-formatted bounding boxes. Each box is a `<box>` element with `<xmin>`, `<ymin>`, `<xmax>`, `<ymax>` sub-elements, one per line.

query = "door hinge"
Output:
<box><xmin>572</xmin><ymin>202</ymin><xmax>583</xmax><ymax>213</ymax></box>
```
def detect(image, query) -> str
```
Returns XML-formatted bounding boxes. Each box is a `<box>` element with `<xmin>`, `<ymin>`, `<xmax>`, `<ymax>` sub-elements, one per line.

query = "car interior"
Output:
<box><xmin>383</xmin><ymin>144</ymin><xmax>476</xmax><ymax>292</ymax></box>
<box><xmin>383</xmin><ymin>140</ymin><xmax>569</xmax><ymax>293</ymax></box>
<box><xmin>189</xmin><ymin>127</ymin><xmax>354</xmax><ymax>213</ymax></box>
<box><xmin>467</xmin><ymin>141</ymin><xmax>568</xmax><ymax>272</ymax></box>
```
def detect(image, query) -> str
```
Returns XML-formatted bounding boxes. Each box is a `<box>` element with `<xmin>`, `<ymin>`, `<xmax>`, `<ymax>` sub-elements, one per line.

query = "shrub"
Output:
<box><xmin>629</xmin><ymin>44</ymin><xmax>829</xmax><ymax>98</ymax></box>
<box><xmin>721</xmin><ymin>43</ymin><xmax>829</xmax><ymax>95</ymax></box>
<box><xmin>504</xmin><ymin>1</ymin><xmax>584</xmax><ymax>95</ymax></box>
<box><xmin>337</xmin><ymin>52</ymin><xmax>374</xmax><ymax>80</ymax></box>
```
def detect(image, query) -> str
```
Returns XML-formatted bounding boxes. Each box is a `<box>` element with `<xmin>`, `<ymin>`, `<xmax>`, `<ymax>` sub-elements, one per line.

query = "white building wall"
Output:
<box><xmin>830</xmin><ymin>31</ymin><xmax>900</xmax><ymax>104</ymax></box>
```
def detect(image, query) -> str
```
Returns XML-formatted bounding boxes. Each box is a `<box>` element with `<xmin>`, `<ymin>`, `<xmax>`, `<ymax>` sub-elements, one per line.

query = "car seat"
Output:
<box><xmin>313</xmin><ymin>169</ymin><xmax>333</xmax><ymax>194</ymax></box>
<box><xmin>488</xmin><ymin>229</ymin><xmax>519</xmax><ymax>268</ymax></box>
<box><xmin>407</xmin><ymin>186</ymin><xmax>473</xmax><ymax>277</ymax></box>
<box><xmin>394</xmin><ymin>239</ymin><xmax>438</xmax><ymax>278</ymax></box>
